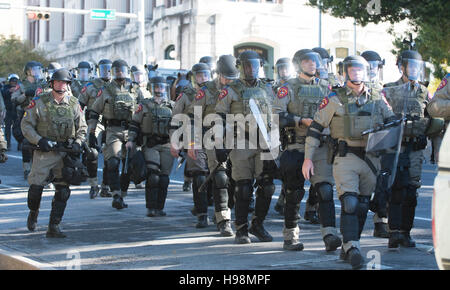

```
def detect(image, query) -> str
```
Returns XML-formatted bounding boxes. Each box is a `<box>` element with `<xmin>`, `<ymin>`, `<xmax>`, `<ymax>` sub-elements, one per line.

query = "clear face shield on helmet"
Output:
<box><xmin>132</xmin><ymin>71</ymin><xmax>147</xmax><ymax>85</ymax></box>
<box><xmin>30</xmin><ymin>66</ymin><xmax>44</xmax><ymax>81</ymax></box>
<box><xmin>98</xmin><ymin>64</ymin><xmax>112</xmax><ymax>80</ymax></box>
<box><xmin>240</xmin><ymin>59</ymin><xmax>261</xmax><ymax>81</ymax></box>
<box><xmin>276</xmin><ymin>62</ymin><xmax>291</xmax><ymax>81</ymax></box>
<box><xmin>78</xmin><ymin>68</ymin><xmax>91</xmax><ymax>82</ymax></box>
<box><xmin>151</xmin><ymin>82</ymin><xmax>168</xmax><ymax>100</ymax></box>
<box><xmin>402</xmin><ymin>58</ymin><xmax>424</xmax><ymax>82</ymax></box>
<box><xmin>344</xmin><ymin>60</ymin><xmax>370</xmax><ymax>84</ymax></box>
<box><xmin>194</xmin><ymin>70</ymin><xmax>211</xmax><ymax>86</ymax></box>
<box><xmin>112</xmin><ymin>66</ymin><xmax>130</xmax><ymax>81</ymax></box>
<box><xmin>367</xmin><ymin>60</ymin><xmax>382</xmax><ymax>83</ymax></box>
<box><xmin>299</xmin><ymin>52</ymin><xmax>324</xmax><ymax>77</ymax></box>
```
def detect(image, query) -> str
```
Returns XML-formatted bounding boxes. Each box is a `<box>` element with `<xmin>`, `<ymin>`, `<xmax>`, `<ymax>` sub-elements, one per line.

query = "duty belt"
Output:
<box><xmin>338</xmin><ymin>141</ymin><xmax>378</xmax><ymax>176</ymax></box>
<box><xmin>105</xmin><ymin>119</ymin><xmax>129</xmax><ymax>129</ymax></box>
<box><xmin>146</xmin><ymin>135</ymin><xmax>169</xmax><ymax>147</ymax></box>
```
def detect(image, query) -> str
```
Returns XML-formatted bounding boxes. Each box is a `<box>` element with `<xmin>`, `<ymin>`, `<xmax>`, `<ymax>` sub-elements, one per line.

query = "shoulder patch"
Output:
<box><xmin>319</xmin><ymin>97</ymin><xmax>329</xmax><ymax>110</ymax></box>
<box><xmin>27</xmin><ymin>100</ymin><xmax>36</xmax><ymax>109</ymax></box>
<box><xmin>436</xmin><ymin>78</ymin><xmax>448</xmax><ymax>91</ymax></box>
<box><xmin>195</xmin><ymin>89</ymin><xmax>205</xmax><ymax>100</ymax></box>
<box><xmin>35</xmin><ymin>87</ymin><xmax>43</xmax><ymax>96</ymax></box>
<box><xmin>219</xmin><ymin>88</ymin><xmax>228</xmax><ymax>100</ymax></box>
<box><xmin>176</xmin><ymin>93</ymin><xmax>183</xmax><ymax>102</ymax></box>
<box><xmin>135</xmin><ymin>104</ymin><xmax>143</xmax><ymax>114</ymax></box>
<box><xmin>277</xmin><ymin>86</ymin><xmax>288</xmax><ymax>99</ymax></box>
<box><xmin>81</xmin><ymin>86</ymin><xmax>88</xmax><ymax>94</ymax></box>
<box><xmin>96</xmin><ymin>89</ymin><xmax>103</xmax><ymax>97</ymax></box>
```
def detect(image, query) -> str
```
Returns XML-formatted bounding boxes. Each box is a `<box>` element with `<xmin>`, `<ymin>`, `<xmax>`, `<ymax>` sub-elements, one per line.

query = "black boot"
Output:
<box><xmin>112</xmin><ymin>195</ymin><xmax>128</xmax><ymax>210</ymax></box>
<box><xmin>100</xmin><ymin>184</ymin><xmax>112</xmax><ymax>197</ymax></box>
<box><xmin>46</xmin><ymin>223</ymin><xmax>66</xmax><ymax>238</ymax></box>
<box><xmin>183</xmin><ymin>181</ymin><xmax>192</xmax><ymax>192</ymax></box>
<box><xmin>196</xmin><ymin>215</ymin><xmax>208</xmax><ymax>228</ymax></box>
<box><xmin>373</xmin><ymin>222</ymin><xmax>390</xmax><ymax>238</ymax></box>
<box><xmin>323</xmin><ymin>234</ymin><xmax>342</xmax><ymax>252</ymax></box>
<box><xmin>304</xmin><ymin>210</ymin><xmax>320</xmax><ymax>224</ymax></box>
<box><xmin>400</xmin><ymin>231</ymin><xmax>416</xmax><ymax>247</ymax></box>
<box><xmin>347</xmin><ymin>247</ymin><xmax>364</xmax><ymax>269</ymax></box>
<box><xmin>283</xmin><ymin>239</ymin><xmax>304</xmax><ymax>251</ymax></box>
<box><xmin>217</xmin><ymin>220</ymin><xmax>234</xmax><ymax>237</ymax></box>
<box><xmin>235</xmin><ymin>226</ymin><xmax>251</xmax><ymax>244</ymax></box>
<box><xmin>388</xmin><ymin>231</ymin><xmax>403</xmax><ymax>249</ymax></box>
<box><xmin>27</xmin><ymin>210</ymin><xmax>39</xmax><ymax>232</ymax></box>
<box><xmin>249</xmin><ymin>220</ymin><xmax>273</xmax><ymax>242</ymax></box>
<box><xmin>89</xmin><ymin>186</ymin><xmax>99</xmax><ymax>199</ymax></box>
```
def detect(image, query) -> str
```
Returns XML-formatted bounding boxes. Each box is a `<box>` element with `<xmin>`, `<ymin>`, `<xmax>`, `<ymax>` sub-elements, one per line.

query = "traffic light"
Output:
<box><xmin>27</xmin><ymin>11</ymin><xmax>50</xmax><ymax>21</ymax></box>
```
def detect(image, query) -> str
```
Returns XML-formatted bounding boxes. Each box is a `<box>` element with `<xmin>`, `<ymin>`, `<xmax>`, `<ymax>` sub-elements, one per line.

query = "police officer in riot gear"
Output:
<box><xmin>21</xmin><ymin>68</ymin><xmax>87</xmax><ymax>238</ymax></box>
<box><xmin>383</xmin><ymin>50</ymin><xmax>430</xmax><ymax>248</ymax></box>
<box><xmin>199</xmin><ymin>56</ymin><xmax>216</xmax><ymax>78</ymax></box>
<box><xmin>215</xmin><ymin>50</ymin><xmax>276</xmax><ymax>244</ymax></box>
<box><xmin>273</xmin><ymin>49</ymin><xmax>341</xmax><ymax>251</ymax></box>
<box><xmin>71</xmin><ymin>61</ymin><xmax>93</xmax><ymax>99</ymax></box>
<box><xmin>127</xmin><ymin>76</ymin><xmax>175</xmax><ymax>217</ymax></box>
<box><xmin>131</xmin><ymin>65</ymin><xmax>152</xmax><ymax>101</ymax></box>
<box><xmin>12</xmin><ymin>61</ymin><xmax>48</xmax><ymax>180</ymax></box>
<box><xmin>312</xmin><ymin>47</ymin><xmax>337</xmax><ymax>86</ymax></box>
<box><xmin>79</xmin><ymin>59</ymin><xmax>112</xmax><ymax>198</ymax></box>
<box><xmin>273</xmin><ymin>58</ymin><xmax>292</xmax><ymax>93</ymax></box>
<box><xmin>360</xmin><ymin>50</ymin><xmax>390</xmax><ymax>238</ymax></box>
<box><xmin>46</xmin><ymin>62</ymin><xmax>62</xmax><ymax>82</ymax></box>
<box><xmin>172</xmin><ymin>63</ymin><xmax>212</xmax><ymax>228</ymax></box>
<box><xmin>187</xmin><ymin>55</ymin><xmax>240</xmax><ymax>235</ymax></box>
<box><xmin>361</xmin><ymin>50</ymin><xmax>385</xmax><ymax>89</ymax></box>
<box><xmin>303</xmin><ymin>55</ymin><xmax>395</xmax><ymax>269</ymax></box>
<box><xmin>87</xmin><ymin>59</ymin><xmax>143</xmax><ymax>210</ymax></box>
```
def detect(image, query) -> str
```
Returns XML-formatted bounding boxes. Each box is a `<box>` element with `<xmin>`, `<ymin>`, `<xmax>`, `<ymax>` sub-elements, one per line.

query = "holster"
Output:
<box><xmin>327</xmin><ymin>137</ymin><xmax>338</xmax><ymax>164</ymax></box>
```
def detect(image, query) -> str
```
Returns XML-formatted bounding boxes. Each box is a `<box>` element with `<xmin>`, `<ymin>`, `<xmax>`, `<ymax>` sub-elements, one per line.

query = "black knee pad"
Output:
<box><xmin>54</xmin><ymin>185</ymin><xmax>71</xmax><ymax>203</ymax></box>
<box><xmin>214</xmin><ymin>170</ymin><xmax>228</xmax><ymax>189</ymax></box>
<box><xmin>27</xmin><ymin>184</ymin><xmax>44</xmax><ymax>210</ymax></box>
<box><xmin>235</xmin><ymin>179</ymin><xmax>253</xmax><ymax>201</ymax></box>
<box><xmin>147</xmin><ymin>172</ymin><xmax>160</xmax><ymax>187</ymax></box>
<box><xmin>159</xmin><ymin>175</ymin><xmax>169</xmax><ymax>189</ymax></box>
<box><xmin>340</xmin><ymin>192</ymin><xmax>359</xmax><ymax>215</ymax></box>
<box><xmin>316</xmin><ymin>182</ymin><xmax>333</xmax><ymax>202</ymax></box>
<box><xmin>107</xmin><ymin>157</ymin><xmax>120</xmax><ymax>172</ymax></box>
<box><xmin>255</xmin><ymin>176</ymin><xmax>275</xmax><ymax>199</ymax></box>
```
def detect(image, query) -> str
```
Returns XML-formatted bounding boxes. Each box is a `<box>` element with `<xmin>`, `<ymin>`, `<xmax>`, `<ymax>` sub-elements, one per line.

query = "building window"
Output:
<box><xmin>165</xmin><ymin>45</ymin><xmax>176</xmax><ymax>60</ymax></box>
<box><xmin>335</xmin><ymin>47</ymin><xmax>349</xmax><ymax>59</ymax></box>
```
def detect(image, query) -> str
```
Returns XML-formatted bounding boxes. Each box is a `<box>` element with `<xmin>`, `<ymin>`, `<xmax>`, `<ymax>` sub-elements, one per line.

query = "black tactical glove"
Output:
<box><xmin>0</xmin><ymin>150</ymin><xmax>7</xmax><ymax>163</ymax></box>
<box><xmin>38</xmin><ymin>138</ymin><xmax>54</xmax><ymax>152</ymax></box>
<box><xmin>89</xmin><ymin>133</ymin><xmax>97</xmax><ymax>148</ymax></box>
<box><xmin>70</xmin><ymin>142</ymin><xmax>81</xmax><ymax>153</ymax></box>
<box><xmin>216</xmin><ymin>149</ymin><xmax>231</xmax><ymax>163</ymax></box>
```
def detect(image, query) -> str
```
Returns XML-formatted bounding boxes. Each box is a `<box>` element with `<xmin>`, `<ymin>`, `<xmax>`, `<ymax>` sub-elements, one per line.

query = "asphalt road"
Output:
<box><xmin>0</xmin><ymin>138</ymin><xmax>439</xmax><ymax>271</ymax></box>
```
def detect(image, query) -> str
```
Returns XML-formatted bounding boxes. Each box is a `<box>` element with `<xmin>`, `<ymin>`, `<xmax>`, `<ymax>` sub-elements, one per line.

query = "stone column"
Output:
<box><xmin>48</xmin><ymin>0</ymin><xmax>63</xmax><ymax>44</ymax></box>
<box><xmin>63</xmin><ymin>0</ymin><xmax>82</xmax><ymax>43</ymax></box>
<box><xmin>105</xmin><ymin>0</ymin><xmax>128</xmax><ymax>32</ymax></box>
<box><xmin>83</xmin><ymin>0</ymin><xmax>105</xmax><ymax>38</ymax></box>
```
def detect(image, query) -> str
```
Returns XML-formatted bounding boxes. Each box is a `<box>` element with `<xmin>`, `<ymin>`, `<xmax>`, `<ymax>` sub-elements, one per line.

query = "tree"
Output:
<box><xmin>308</xmin><ymin>0</ymin><xmax>449</xmax><ymax>79</ymax></box>
<box><xmin>0</xmin><ymin>35</ymin><xmax>52</xmax><ymax>80</ymax></box>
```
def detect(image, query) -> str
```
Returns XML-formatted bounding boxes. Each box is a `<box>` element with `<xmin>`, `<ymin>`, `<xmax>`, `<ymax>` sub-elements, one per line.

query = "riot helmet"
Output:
<box><xmin>292</xmin><ymin>49</ymin><xmax>324</xmax><ymax>77</ymax></box>
<box><xmin>216</xmin><ymin>54</ymin><xmax>239</xmax><ymax>80</ymax></box>
<box><xmin>24</xmin><ymin>61</ymin><xmax>44</xmax><ymax>81</ymax></box>
<box><xmin>47</xmin><ymin>62</ymin><xmax>62</xmax><ymax>80</ymax></box>
<box><xmin>97</xmin><ymin>59</ymin><xmax>112</xmax><ymax>80</ymax></box>
<box><xmin>8</xmin><ymin>74</ymin><xmax>19</xmax><ymax>83</ymax></box>
<box><xmin>361</xmin><ymin>50</ymin><xmax>385</xmax><ymax>83</ymax></box>
<box><xmin>343</xmin><ymin>55</ymin><xmax>370</xmax><ymax>84</ymax></box>
<box><xmin>191</xmin><ymin>63</ymin><xmax>211</xmax><ymax>86</ymax></box>
<box><xmin>237</xmin><ymin>50</ymin><xmax>262</xmax><ymax>82</ymax></box>
<box><xmin>131</xmin><ymin>65</ymin><xmax>147</xmax><ymax>85</ymax></box>
<box><xmin>50</xmin><ymin>68</ymin><xmax>73</xmax><ymax>94</ymax></box>
<box><xmin>274</xmin><ymin>57</ymin><xmax>292</xmax><ymax>81</ymax></box>
<box><xmin>199</xmin><ymin>56</ymin><xmax>215</xmax><ymax>73</ymax></box>
<box><xmin>399</xmin><ymin>50</ymin><xmax>424</xmax><ymax>81</ymax></box>
<box><xmin>111</xmin><ymin>59</ymin><xmax>130</xmax><ymax>81</ymax></box>
<box><xmin>149</xmin><ymin>76</ymin><xmax>168</xmax><ymax>100</ymax></box>
<box><xmin>77</xmin><ymin>61</ymin><xmax>92</xmax><ymax>82</ymax></box>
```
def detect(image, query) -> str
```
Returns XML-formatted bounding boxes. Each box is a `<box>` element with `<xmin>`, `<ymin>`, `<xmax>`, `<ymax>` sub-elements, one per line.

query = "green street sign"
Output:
<box><xmin>0</xmin><ymin>2</ymin><xmax>11</xmax><ymax>9</ymax></box>
<box><xmin>90</xmin><ymin>9</ymin><xmax>116</xmax><ymax>20</ymax></box>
